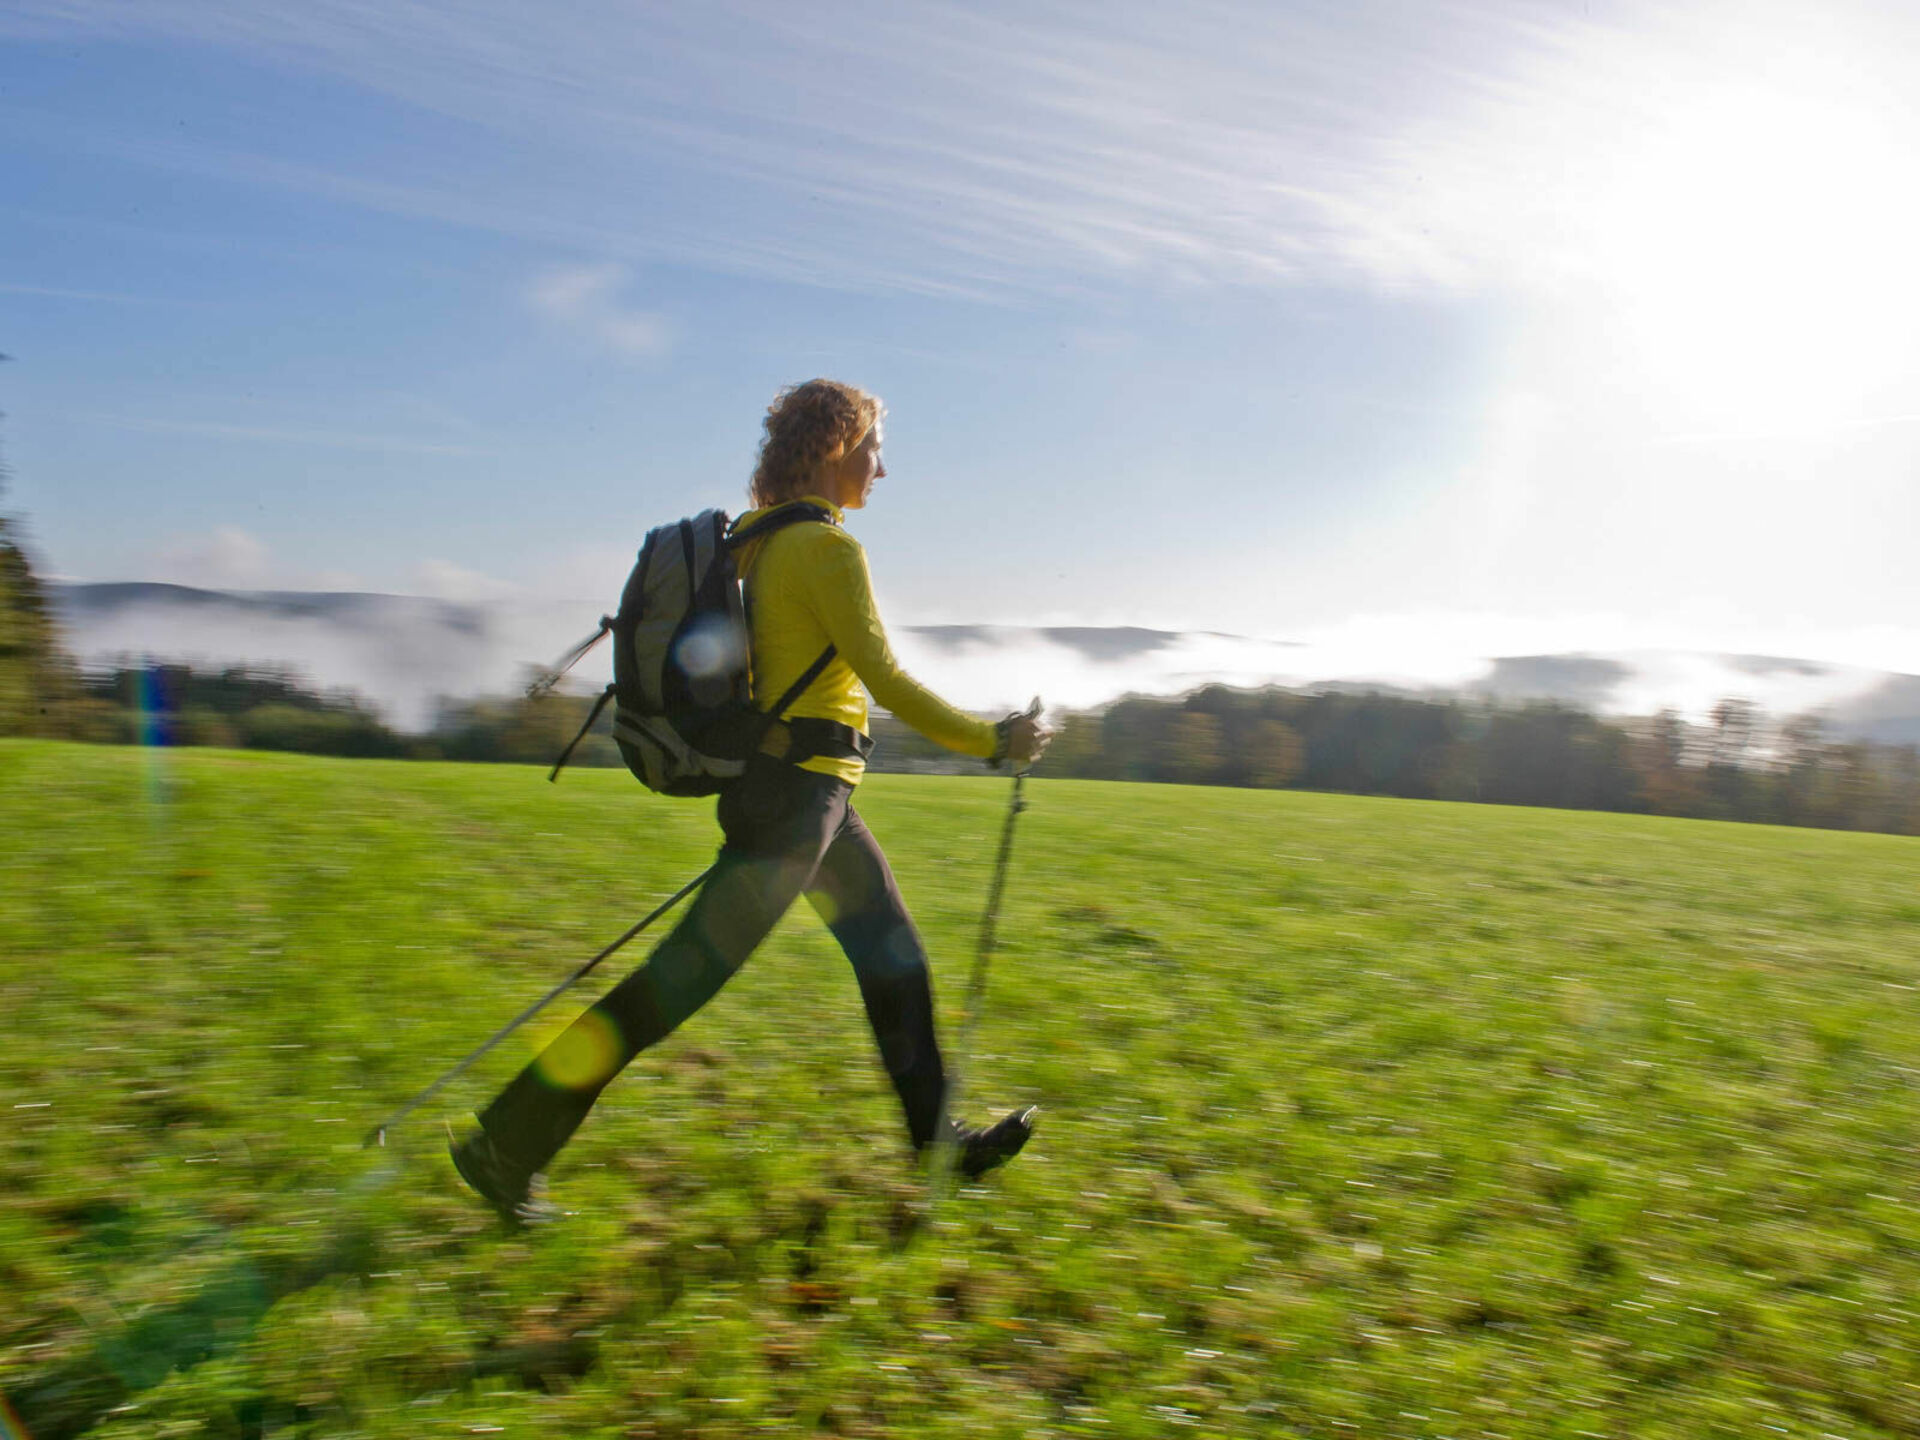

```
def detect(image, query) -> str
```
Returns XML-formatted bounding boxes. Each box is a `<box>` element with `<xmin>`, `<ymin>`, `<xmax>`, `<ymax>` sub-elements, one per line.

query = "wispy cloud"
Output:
<box><xmin>155</xmin><ymin>525</ymin><xmax>271</xmax><ymax>588</ymax></box>
<box><xmin>0</xmin><ymin>0</ymin><xmax>1725</xmax><ymax>297</ymax></box>
<box><xmin>13</xmin><ymin>0</ymin><xmax>1914</xmax><ymax>318</ymax></box>
<box><xmin>0</xmin><ymin>279</ymin><xmax>177</xmax><ymax>303</ymax></box>
<box><xmin>411</xmin><ymin>557</ymin><xmax>522</xmax><ymax>603</ymax></box>
<box><xmin>71</xmin><ymin>411</ymin><xmax>483</xmax><ymax>457</ymax></box>
<box><xmin>140</xmin><ymin>526</ymin><xmax>369</xmax><ymax>594</ymax></box>
<box><xmin>1646</xmin><ymin>411</ymin><xmax>1920</xmax><ymax>448</ymax></box>
<box><xmin>525</xmin><ymin>262</ymin><xmax>670</xmax><ymax>358</ymax></box>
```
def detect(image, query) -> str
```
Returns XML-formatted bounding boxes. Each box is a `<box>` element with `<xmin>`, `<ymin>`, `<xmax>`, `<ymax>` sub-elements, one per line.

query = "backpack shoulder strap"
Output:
<box><xmin>725</xmin><ymin>502</ymin><xmax>836</xmax><ymax>548</ymax></box>
<box><xmin>733</xmin><ymin>503</ymin><xmax>839</xmax><ymax>724</ymax></box>
<box><xmin>765</xmin><ymin>644</ymin><xmax>837</xmax><ymax>723</ymax></box>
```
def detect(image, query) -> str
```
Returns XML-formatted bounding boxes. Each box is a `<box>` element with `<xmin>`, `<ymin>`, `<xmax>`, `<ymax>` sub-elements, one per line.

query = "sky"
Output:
<box><xmin>5</xmin><ymin>0</ymin><xmax>1920</xmax><ymax>679</ymax></box>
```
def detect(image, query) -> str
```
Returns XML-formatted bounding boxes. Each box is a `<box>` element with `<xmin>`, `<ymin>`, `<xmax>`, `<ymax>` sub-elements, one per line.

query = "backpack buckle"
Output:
<box><xmin>758</xmin><ymin>720</ymin><xmax>797</xmax><ymax>761</ymax></box>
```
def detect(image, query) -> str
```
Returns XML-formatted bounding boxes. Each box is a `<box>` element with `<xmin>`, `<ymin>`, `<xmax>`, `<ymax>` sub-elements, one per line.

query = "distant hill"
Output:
<box><xmin>56</xmin><ymin>582</ymin><xmax>486</xmax><ymax>632</ymax></box>
<box><xmin>909</xmin><ymin>625</ymin><xmax>1198</xmax><ymax>664</ymax></box>
<box><xmin>47</xmin><ymin>581</ymin><xmax>1920</xmax><ymax>743</ymax></box>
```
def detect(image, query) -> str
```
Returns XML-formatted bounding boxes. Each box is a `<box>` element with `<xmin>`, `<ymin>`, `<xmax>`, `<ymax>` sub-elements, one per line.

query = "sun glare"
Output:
<box><xmin>1589</xmin><ymin>70</ymin><xmax>1920</xmax><ymax>437</ymax></box>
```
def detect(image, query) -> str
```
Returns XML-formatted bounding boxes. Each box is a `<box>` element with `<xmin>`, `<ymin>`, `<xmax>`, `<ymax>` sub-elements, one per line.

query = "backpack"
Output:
<box><xmin>539</xmin><ymin>504</ymin><xmax>872</xmax><ymax>794</ymax></box>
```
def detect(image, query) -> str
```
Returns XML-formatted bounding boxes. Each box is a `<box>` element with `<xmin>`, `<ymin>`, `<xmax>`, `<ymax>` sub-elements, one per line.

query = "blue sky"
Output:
<box><xmin>5</xmin><ymin>0</ymin><xmax>1919</xmax><ymax>673</ymax></box>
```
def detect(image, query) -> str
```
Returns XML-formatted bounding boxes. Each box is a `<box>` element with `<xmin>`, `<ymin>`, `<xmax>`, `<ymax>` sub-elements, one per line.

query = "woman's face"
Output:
<box><xmin>820</xmin><ymin>425</ymin><xmax>884</xmax><ymax>510</ymax></box>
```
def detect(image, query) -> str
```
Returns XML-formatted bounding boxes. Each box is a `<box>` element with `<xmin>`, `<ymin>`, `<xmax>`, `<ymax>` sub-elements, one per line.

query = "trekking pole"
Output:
<box><xmin>925</xmin><ymin>699</ymin><xmax>1040</xmax><ymax>1216</ymax></box>
<box><xmin>362</xmin><ymin>864</ymin><xmax>714</xmax><ymax>1148</ymax></box>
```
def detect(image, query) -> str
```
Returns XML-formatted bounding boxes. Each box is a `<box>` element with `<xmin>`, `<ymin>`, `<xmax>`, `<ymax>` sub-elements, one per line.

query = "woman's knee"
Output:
<box><xmin>844</xmin><ymin>916</ymin><xmax>930</xmax><ymax>980</ymax></box>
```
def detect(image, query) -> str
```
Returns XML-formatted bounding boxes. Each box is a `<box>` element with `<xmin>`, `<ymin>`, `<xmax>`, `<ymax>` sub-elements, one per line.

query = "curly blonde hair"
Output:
<box><xmin>749</xmin><ymin>379</ymin><xmax>883</xmax><ymax>508</ymax></box>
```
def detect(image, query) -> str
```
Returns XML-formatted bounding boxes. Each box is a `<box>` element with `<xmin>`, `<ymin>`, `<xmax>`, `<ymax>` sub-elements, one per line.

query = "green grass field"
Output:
<box><xmin>5</xmin><ymin>739</ymin><xmax>1920</xmax><ymax>1440</ymax></box>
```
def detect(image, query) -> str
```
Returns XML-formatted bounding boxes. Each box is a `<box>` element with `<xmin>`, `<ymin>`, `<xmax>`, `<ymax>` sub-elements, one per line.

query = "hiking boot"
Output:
<box><xmin>951</xmin><ymin>1105</ymin><xmax>1038</xmax><ymax>1179</ymax></box>
<box><xmin>449</xmin><ymin>1128</ymin><xmax>561</xmax><ymax>1229</ymax></box>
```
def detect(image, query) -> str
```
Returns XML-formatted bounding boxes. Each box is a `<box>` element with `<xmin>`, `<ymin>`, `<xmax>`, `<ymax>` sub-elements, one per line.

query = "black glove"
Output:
<box><xmin>987</xmin><ymin>698</ymin><xmax>1044</xmax><ymax>770</ymax></box>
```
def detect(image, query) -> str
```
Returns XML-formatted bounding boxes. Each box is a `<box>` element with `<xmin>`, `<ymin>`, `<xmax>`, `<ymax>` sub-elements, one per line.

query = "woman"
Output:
<box><xmin>453</xmin><ymin>379</ymin><xmax>1052</xmax><ymax>1225</ymax></box>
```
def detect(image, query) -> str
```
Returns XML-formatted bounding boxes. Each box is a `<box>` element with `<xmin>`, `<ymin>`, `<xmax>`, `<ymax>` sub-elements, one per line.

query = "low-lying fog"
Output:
<box><xmin>51</xmin><ymin>583</ymin><xmax>1920</xmax><ymax>745</ymax></box>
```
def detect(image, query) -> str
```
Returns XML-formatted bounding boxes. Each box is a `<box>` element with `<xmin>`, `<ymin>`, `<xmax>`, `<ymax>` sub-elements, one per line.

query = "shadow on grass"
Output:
<box><xmin>8</xmin><ymin>1195</ymin><xmax>662</xmax><ymax>1438</ymax></box>
<box><xmin>8</xmin><ymin>1221</ymin><xmax>379</xmax><ymax>1440</ymax></box>
<box><xmin>9</xmin><ymin>1144</ymin><xmax>946</xmax><ymax>1438</ymax></box>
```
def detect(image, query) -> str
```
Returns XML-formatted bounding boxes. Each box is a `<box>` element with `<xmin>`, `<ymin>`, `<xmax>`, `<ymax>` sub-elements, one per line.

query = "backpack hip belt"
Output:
<box><xmin>756</xmin><ymin>716</ymin><xmax>877</xmax><ymax>765</ymax></box>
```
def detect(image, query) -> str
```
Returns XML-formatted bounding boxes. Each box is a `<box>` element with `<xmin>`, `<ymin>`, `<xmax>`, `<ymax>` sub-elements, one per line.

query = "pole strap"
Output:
<box><xmin>527</xmin><ymin>616</ymin><xmax>616</xmax><ymax>698</ymax></box>
<box><xmin>549</xmin><ymin>684</ymin><xmax>617</xmax><ymax>782</ymax></box>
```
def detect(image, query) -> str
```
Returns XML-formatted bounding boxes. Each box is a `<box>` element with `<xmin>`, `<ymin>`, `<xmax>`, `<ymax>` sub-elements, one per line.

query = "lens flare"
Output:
<box><xmin>807</xmin><ymin>888</ymin><xmax>842</xmax><ymax>926</ymax></box>
<box><xmin>137</xmin><ymin>661</ymin><xmax>174</xmax><ymax>813</ymax></box>
<box><xmin>536</xmin><ymin>1009</ymin><xmax>624</xmax><ymax>1091</ymax></box>
<box><xmin>675</xmin><ymin>616</ymin><xmax>744</xmax><ymax>682</ymax></box>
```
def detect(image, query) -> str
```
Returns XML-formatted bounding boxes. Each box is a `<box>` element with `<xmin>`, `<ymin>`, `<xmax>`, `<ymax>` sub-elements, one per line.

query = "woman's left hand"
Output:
<box><xmin>996</xmin><ymin>705</ymin><xmax>1054</xmax><ymax>770</ymax></box>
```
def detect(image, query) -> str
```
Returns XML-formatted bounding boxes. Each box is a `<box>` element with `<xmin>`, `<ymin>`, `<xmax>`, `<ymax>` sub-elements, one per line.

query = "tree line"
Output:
<box><xmin>969</xmin><ymin>686</ymin><xmax>1920</xmax><ymax>836</ymax></box>
<box><xmin>13</xmin><ymin>656</ymin><xmax>1915</xmax><ymax>838</ymax></box>
<box><xmin>2</xmin><ymin>512</ymin><xmax>1913</xmax><ymax>836</ymax></box>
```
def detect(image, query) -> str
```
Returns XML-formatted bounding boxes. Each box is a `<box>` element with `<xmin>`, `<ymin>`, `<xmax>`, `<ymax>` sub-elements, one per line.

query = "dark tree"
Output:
<box><xmin>0</xmin><ymin>398</ymin><xmax>77</xmax><ymax>735</ymax></box>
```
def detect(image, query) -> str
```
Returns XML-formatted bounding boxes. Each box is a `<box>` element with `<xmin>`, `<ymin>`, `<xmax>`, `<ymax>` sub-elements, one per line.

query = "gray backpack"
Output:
<box><xmin>542</xmin><ymin>505</ymin><xmax>871</xmax><ymax>794</ymax></box>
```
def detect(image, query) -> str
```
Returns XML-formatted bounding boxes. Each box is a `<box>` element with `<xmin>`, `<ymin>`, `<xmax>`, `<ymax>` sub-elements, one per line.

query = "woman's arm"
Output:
<box><xmin>808</xmin><ymin>533</ymin><xmax>999</xmax><ymax>759</ymax></box>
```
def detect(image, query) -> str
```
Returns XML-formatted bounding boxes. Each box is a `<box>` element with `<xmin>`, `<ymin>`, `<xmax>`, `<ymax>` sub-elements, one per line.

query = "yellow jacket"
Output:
<box><xmin>733</xmin><ymin>497</ymin><xmax>998</xmax><ymax>783</ymax></box>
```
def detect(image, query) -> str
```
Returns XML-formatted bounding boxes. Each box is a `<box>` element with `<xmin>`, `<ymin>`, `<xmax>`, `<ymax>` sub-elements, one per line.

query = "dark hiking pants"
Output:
<box><xmin>476</xmin><ymin>755</ymin><xmax>947</xmax><ymax>1175</ymax></box>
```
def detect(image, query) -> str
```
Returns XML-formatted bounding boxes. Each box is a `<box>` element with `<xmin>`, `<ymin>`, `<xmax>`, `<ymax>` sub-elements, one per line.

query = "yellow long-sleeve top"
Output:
<box><xmin>735</xmin><ymin>497</ymin><xmax>999</xmax><ymax>783</ymax></box>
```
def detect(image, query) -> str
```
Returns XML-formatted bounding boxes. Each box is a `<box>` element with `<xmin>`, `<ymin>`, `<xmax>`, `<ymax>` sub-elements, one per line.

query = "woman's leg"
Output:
<box><xmin>474</xmin><ymin>763</ymin><xmax>850</xmax><ymax>1177</ymax></box>
<box><xmin>805</xmin><ymin>805</ymin><xmax>948</xmax><ymax>1152</ymax></box>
